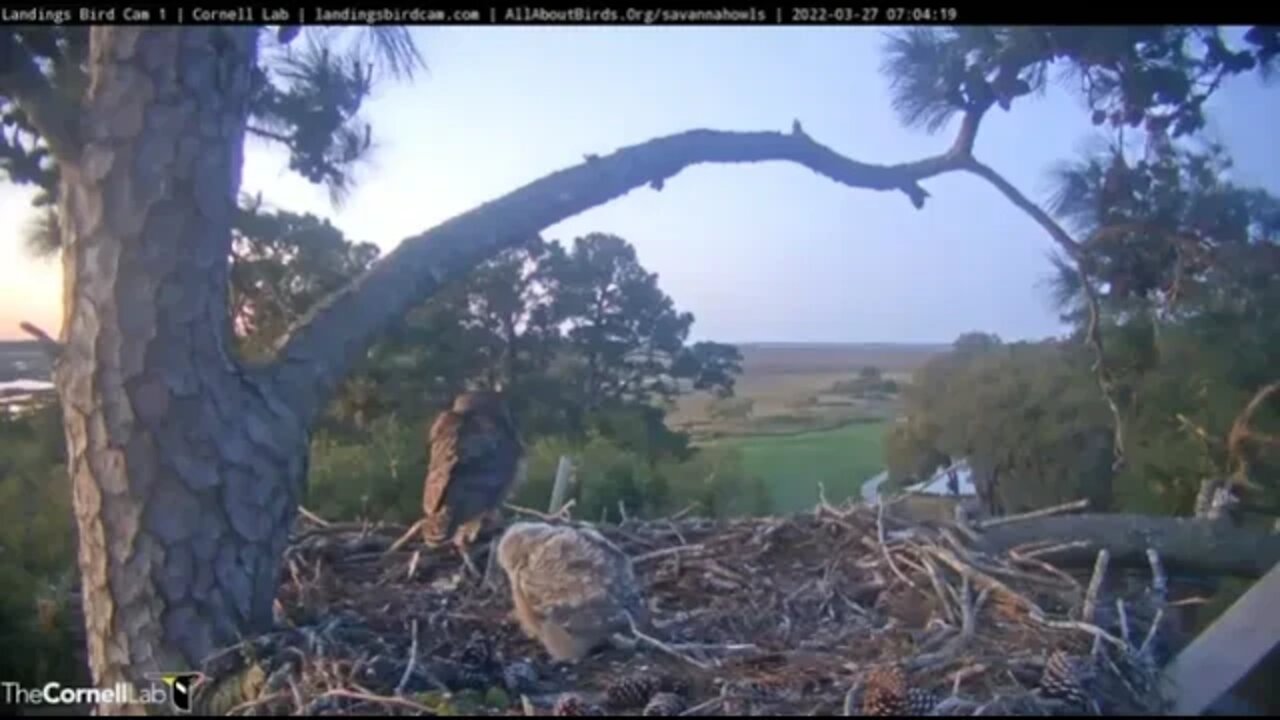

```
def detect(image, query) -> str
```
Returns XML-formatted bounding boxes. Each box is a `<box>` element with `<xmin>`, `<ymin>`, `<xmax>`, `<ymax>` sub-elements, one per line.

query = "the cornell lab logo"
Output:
<box><xmin>146</xmin><ymin>672</ymin><xmax>205</xmax><ymax>712</ymax></box>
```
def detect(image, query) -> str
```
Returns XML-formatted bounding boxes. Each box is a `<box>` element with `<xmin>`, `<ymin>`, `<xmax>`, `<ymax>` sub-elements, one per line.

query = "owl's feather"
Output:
<box><xmin>422</xmin><ymin>393</ymin><xmax>523</xmax><ymax>547</ymax></box>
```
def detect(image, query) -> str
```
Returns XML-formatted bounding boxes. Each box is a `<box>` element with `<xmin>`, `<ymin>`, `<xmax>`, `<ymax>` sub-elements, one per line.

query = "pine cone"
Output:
<box><xmin>1039</xmin><ymin>651</ymin><xmax>1090</xmax><ymax>706</ymax></box>
<box><xmin>453</xmin><ymin>665</ymin><xmax>491</xmax><ymax>690</ymax></box>
<box><xmin>643</xmin><ymin>692</ymin><xmax>687</xmax><ymax>716</ymax></box>
<box><xmin>861</xmin><ymin>666</ymin><xmax>908</xmax><ymax>716</ymax></box>
<box><xmin>502</xmin><ymin>660</ymin><xmax>539</xmax><ymax>694</ymax></box>
<box><xmin>904</xmin><ymin>687</ymin><xmax>941</xmax><ymax>715</ymax></box>
<box><xmin>606</xmin><ymin>674</ymin><xmax>661</xmax><ymax>709</ymax></box>
<box><xmin>553</xmin><ymin>693</ymin><xmax>604</xmax><ymax>716</ymax></box>
<box><xmin>553</xmin><ymin>693</ymin><xmax>588</xmax><ymax>716</ymax></box>
<box><xmin>459</xmin><ymin>635</ymin><xmax>494</xmax><ymax>669</ymax></box>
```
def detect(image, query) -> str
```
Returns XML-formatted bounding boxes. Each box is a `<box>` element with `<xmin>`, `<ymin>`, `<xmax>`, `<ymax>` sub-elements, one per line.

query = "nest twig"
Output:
<box><xmin>202</xmin><ymin>500</ymin><xmax>1174</xmax><ymax>716</ymax></box>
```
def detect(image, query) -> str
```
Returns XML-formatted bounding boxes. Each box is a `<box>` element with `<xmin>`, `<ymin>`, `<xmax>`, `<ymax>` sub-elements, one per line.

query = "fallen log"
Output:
<box><xmin>972</xmin><ymin>513</ymin><xmax>1280</xmax><ymax>578</ymax></box>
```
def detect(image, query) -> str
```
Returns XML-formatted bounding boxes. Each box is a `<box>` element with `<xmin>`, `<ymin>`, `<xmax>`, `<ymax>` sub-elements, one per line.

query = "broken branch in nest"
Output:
<box><xmin>633</xmin><ymin>544</ymin><xmax>704</xmax><ymax>564</ymax></box>
<box><xmin>383</xmin><ymin>519</ymin><xmax>424</xmax><ymax>556</ymax></box>
<box><xmin>1020</xmin><ymin>540</ymin><xmax>1092</xmax><ymax>561</ymax></box>
<box><xmin>679</xmin><ymin>695</ymin><xmax>724</xmax><ymax>716</ymax></box>
<box><xmin>975</xmin><ymin>498</ymin><xmax>1090</xmax><ymax>529</ymax></box>
<box><xmin>18</xmin><ymin>321</ymin><xmax>63</xmax><ymax>361</ymax></box>
<box><xmin>315</xmin><ymin>688</ymin><xmax>436</xmax><ymax>714</ymax></box>
<box><xmin>1029</xmin><ymin>611</ymin><xmax>1129</xmax><ymax>652</ymax></box>
<box><xmin>1146</xmin><ymin>548</ymin><xmax>1167</xmax><ymax>606</ymax></box>
<box><xmin>921</xmin><ymin>544</ymin><xmax>1044</xmax><ymax>617</ymax></box>
<box><xmin>878</xmin><ymin>501</ymin><xmax>920</xmax><ymax>590</ymax></box>
<box><xmin>627</xmin><ymin>613</ymin><xmax>711</xmax><ymax>670</ymax></box>
<box><xmin>920</xmin><ymin>553</ymin><xmax>960</xmax><ymax>626</ymax></box>
<box><xmin>394</xmin><ymin>619</ymin><xmax>418</xmax><ymax>695</ymax></box>
<box><xmin>298</xmin><ymin>506</ymin><xmax>334</xmax><ymax>528</ymax></box>
<box><xmin>1007</xmin><ymin>548</ymin><xmax>1082</xmax><ymax>591</ymax></box>
<box><xmin>505</xmin><ymin>499</ymin><xmax>577</xmax><ymax>523</ymax></box>
<box><xmin>1081</xmin><ymin>549</ymin><xmax>1109</xmax><ymax>625</ymax></box>
<box><xmin>226</xmin><ymin>691</ymin><xmax>290</xmax><ymax>716</ymax></box>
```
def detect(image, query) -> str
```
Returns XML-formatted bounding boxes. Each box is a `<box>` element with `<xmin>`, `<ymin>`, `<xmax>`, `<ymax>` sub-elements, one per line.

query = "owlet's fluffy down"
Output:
<box><xmin>496</xmin><ymin>521</ymin><xmax>647</xmax><ymax>662</ymax></box>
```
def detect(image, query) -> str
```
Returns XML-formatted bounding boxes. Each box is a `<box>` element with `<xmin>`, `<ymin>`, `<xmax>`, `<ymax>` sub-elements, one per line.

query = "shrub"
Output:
<box><xmin>707</xmin><ymin>397</ymin><xmax>754</xmax><ymax>422</ymax></box>
<box><xmin>306</xmin><ymin>414</ymin><xmax>427</xmax><ymax>524</ymax></box>
<box><xmin>511</xmin><ymin>436</ymin><xmax>769</xmax><ymax>521</ymax></box>
<box><xmin>0</xmin><ymin>407</ymin><xmax>84</xmax><ymax>690</ymax></box>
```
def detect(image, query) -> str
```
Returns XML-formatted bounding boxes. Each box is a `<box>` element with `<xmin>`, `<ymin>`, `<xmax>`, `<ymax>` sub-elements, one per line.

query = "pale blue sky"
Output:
<box><xmin>2</xmin><ymin>27</ymin><xmax>1276</xmax><ymax>342</ymax></box>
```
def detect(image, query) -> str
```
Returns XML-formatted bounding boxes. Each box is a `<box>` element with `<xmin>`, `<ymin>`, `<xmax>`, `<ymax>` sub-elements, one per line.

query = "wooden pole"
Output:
<box><xmin>1161</xmin><ymin>560</ymin><xmax>1280</xmax><ymax>715</ymax></box>
<box><xmin>548</xmin><ymin>455</ymin><xmax>575</xmax><ymax>515</ymax></box>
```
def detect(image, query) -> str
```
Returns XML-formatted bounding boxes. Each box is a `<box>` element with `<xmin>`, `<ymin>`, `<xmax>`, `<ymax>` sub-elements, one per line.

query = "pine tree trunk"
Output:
<box><xmin>55</xmin><ymin>28</ymin><xmax>306</xmax><ymax>714</ymax></box>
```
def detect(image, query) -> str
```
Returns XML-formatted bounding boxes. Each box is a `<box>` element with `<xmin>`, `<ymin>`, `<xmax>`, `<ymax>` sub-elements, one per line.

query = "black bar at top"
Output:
<box><xmin>1</xmin><ymin>3</ymin><xmax>1274</xmax><ymax>26</ymax></box>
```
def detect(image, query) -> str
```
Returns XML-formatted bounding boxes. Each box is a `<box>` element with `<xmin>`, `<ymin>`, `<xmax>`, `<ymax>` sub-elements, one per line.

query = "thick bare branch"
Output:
<box><xmin>973</xmin><ymin>513</ymin><xmax>1280</xmax><ymax>579</ymax></box>
<box><xmin>0</xmin><ymin>33</ymin><xmax>81</xmax><ymax>164</ymax></box>
<box><xmin>269</xmin><ymin>126</ymin><xmax>964</xmax><ymax>422</ymax></box>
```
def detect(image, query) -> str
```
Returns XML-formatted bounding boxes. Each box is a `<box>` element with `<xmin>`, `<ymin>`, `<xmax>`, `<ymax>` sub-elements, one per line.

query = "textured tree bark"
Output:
<box><xmin>972</xmin><ymin>514</ymin><xmax>1280</xmax><ymax>578</ymax></box>
<box><xmin>55</xmin><ymin>28</ymin><xmax>307</xmax><ymax>715</ymax></box>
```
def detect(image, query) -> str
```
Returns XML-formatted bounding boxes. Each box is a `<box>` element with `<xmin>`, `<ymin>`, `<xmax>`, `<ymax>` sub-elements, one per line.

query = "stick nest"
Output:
<box><xmin>193</xmin><ymin>499</ymin><xmax>1178</xmax><ymax>716</ymax></box>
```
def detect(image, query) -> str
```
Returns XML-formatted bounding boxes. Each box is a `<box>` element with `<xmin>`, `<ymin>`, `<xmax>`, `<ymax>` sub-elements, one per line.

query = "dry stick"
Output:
<box><xmin>1007</xmin><ymin>549</ymin><xmax>1082</xmax><ymax>590</ymax></box>
<box><xmin>1030</xmin><ymin>612</ymin><xmax>1129</xmax><ymax>651</ymax></box>
<box><xmin>679</xmin><ymin>696</ymin><xmax>724</xmax><ymax>716</ymax></box>
<box><xmin>627</xmin><ymin>613</ymin><xmax>712</xmax><ymax>670</ymax></box>
<box><xmin>669</xmin><ymin>502</ymin><xmax>702</xmax><ymax>522</ymax></box>
<box><xmin>1139</xmin><ymin>608</ymin><xmax>1165</xmax><ymax>658</ymax></box>
<box><xmin>877</xmin><ymin>500</ymin><xmax>919</xmax><ymax>590</ymax></box>
<box><xmin>969</xmin><ymin>555</ymin><xmax>1077</xmax><ymax>591</ymax></box>
<box><xmin>1116</xmin><ymin>599</ymin><xmax>1132</xmax><ymax>650</ymax></box>
<box><xmin>959</xmin><ymin>575</ymin><xmax>977</xmax><ymax>638</ymax></box>
<box><xmin>297</xmin><ymin>506</ymin><xmax>333</xmax><ymax>527</ymax></box>
<box><xmin>384</xmin><ymin>518</ymin><xmax>424</xmax><ymax>556</ymax></box>
<box><xmin>1083</xmin><ymin>549</ymin><xmax>1110</xmax><ymax>657</ymax></box>
<box><xmin>548</xmin><ymin>455</ymin><xmax>575</xmax><ymax>514</ymax></box>
<box><xmin>394</xmin><ymin>619</ymin><xmax>419</xmax><ymax>695</ymax></box>
<box><xmin>974</xmin><ymin>498</ymin><xmax>1089</xmax><ymax>529</ymax></box>
<box><xmin>1021</xmin><ymin>540</ymin><xmax>1092</xmax><ymax>560</ymax></box>
<box><xmin>842</xmin><ymin>680</ymin><xmax>863</xmax><ymax>716</ymax></box>
<box><xmin>287</xmin><ymin>677</ymin><xmax>304</xmax><ymax>715</ymax></box>
<box><xmin>633</xmin><ymin>544</ymin><xmax>704</xmax><ymax>564</ymax></box>
<box><xmin>1146</xmin><ymin>547</ymin><xmax>1168</xmax><ymax>605</ymax></box>
<box><xmin>665</xmin><ymin>519</ymin><xmax>689</xmax><ymax>546</ymax></box>
<box><xmin>226</xmin><ymin>691</ymin><xmax>289</xmax><ymax>716</ymax></box>
<box><xmin>506</xmin><ymin>499</ymin><xmax>577</xmax><ymax>523</ymax></box>
<box><xmin>316</xmin><ymin>688</ymin><xmax>436</xmax><ymax>714</ymax></box>
<box><xmin>1081</xmin><ymin>549</ymin><xmax>1109</xmax><ymax>623</ymax></box>
<box><xmin>406</xmin><ymin>549</ymin><xmax>420</xmax><ymax>580</ymax></box>
<box><xmin>921</xmin><ymin>554</ymin><xmax>960</xmax><ymax>626</ymax></box>
<box><xmin>931</xmin><ymin>696</ymin><xmax>981</xmax><ymax>714</ymax></box>
<box><xmin>923</xmin><ymin>545</ymin><xmax>1043</xmax><ymax>616</ymax></box>
<box><xmin>1138</xmin><ymin>547</ymin><xmax>1168</xmax><ymax>658</ymax></box>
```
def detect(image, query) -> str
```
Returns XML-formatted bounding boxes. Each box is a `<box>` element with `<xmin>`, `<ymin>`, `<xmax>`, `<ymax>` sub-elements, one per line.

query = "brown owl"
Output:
<box><xmin>496</xmin><ymin>521</ymin><xmax>647</xmax><ymax>662</ymax></box>
<box><xmin>422</xmin><ymin>391</ymin><xmax>525</xmax><ymax>576</ymax></box>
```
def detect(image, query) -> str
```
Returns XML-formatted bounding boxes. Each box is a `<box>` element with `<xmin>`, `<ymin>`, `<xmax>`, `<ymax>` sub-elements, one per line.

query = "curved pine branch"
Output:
<box><xmin>269</xmin><ymin>125</ymin><xmax>964</xmax><ymax>422</ymax></box>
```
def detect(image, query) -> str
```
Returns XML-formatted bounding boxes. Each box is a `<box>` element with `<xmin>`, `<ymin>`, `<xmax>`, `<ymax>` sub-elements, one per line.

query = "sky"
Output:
<box><xmin>2</xmin><ymin>27</ymin><xmax>1278</xmax><ymax>343</ymax></box>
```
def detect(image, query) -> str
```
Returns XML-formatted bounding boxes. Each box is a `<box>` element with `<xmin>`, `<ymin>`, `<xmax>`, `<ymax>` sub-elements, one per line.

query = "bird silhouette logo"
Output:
<box><xmin>145</xmin><ymin>672</ymin><xmax>205</xmax><ymax>712</ymax></box>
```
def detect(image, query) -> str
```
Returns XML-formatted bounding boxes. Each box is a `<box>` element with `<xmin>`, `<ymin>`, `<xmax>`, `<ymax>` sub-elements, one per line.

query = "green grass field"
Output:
<box><xmin>712</xmin><ymin>420</ymin><xmax>889</xmax><ymax>514</ymax></box>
